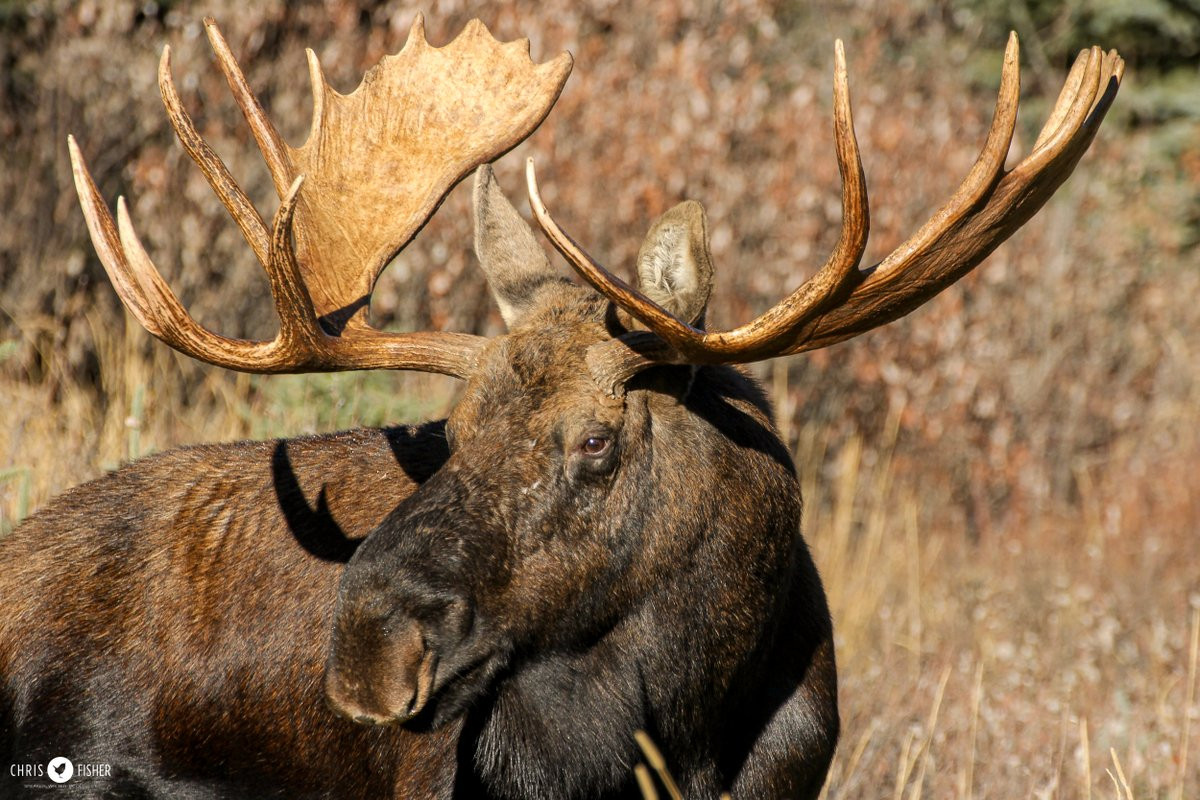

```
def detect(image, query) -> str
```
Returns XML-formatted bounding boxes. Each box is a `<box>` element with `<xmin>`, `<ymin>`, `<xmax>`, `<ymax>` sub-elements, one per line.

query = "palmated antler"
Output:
<box><xmin>526</xmin><ymin>35</ymin><xmax>1123</xmax><ymax>393</ymax></box>
<box><xmin>70</xmin><ymin>16</ymin><xmax>572</xmax><ymax>377</ymax></box>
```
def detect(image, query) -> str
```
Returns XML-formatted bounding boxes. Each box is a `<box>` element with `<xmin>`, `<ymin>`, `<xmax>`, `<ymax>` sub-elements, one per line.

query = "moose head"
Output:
<box><xmin>321</xmin><ymin>30</ymin><xmax>1125</xmax><ymax>738</ymax></box>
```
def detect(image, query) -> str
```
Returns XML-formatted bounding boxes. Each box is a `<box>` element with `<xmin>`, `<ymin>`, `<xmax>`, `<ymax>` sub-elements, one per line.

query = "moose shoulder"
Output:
<box><xmin>1</xmin><ymin>15</ymin><xmax>1122</xmax><ymax>800</ymax></box>
<box><xmin>0</xmin><ymin>425</ymin><xmax>459</xmax><ymax>796</ymax></box>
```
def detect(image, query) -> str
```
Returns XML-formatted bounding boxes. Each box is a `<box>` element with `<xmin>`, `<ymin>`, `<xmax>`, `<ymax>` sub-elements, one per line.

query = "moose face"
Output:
<box><xmin>323</xmin><ymin>168</ymin><xmax>720</xmax><ymax>729</ymax></box>
<box><xmin>325</xmin><ymin>309</ymin><xmax>659</xmax><ymax>727</ymax></box>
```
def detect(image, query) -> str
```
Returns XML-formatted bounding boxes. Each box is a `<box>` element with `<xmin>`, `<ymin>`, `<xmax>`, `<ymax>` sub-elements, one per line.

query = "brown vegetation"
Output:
<box><xmin>2</xmin><ymin>0</ymin><xmax>1197</xmax><ymax>796</ymax></box>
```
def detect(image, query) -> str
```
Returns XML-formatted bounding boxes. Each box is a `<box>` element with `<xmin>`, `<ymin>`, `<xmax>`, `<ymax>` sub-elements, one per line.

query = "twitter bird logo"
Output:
<box><xmin>47</xmin><ymin>757</ymin><xmax>73</xmax><ymax>783</ymax></box>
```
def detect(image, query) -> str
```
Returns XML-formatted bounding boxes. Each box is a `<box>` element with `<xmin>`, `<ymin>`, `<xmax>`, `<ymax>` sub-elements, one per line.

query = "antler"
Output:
<box><xmin>526</xmin><ymin>35</ymin><xmax>1123</xmax><ymax>391</ymax></box>
<box><xmin>70</xmin><ymin>16</ymin><xmax>573</xmax><ymax>377</ymax></box>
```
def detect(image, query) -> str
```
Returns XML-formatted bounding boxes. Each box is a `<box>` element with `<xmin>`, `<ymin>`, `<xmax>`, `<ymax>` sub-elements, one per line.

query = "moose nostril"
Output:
<box><xmin>409</xmin><ymin>644</ymin><xmax>438</xmax><ymax>718</ymax></box>
<box><xmin>383</xmin><ymin>620</ymin><xmax>438</xmax><ymax>721</ymax></box>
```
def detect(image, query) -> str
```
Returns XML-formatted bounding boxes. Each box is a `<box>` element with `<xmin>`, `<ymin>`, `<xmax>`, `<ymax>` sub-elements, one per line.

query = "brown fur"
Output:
<box><xmin>1</xmin><ymin>427</ymin><xmax>459</xmax><ymax>797</ymax></box>
<box><xmin>2</xmin><ymin>176</ymin><xmax>838</xmax><ymax>798</ymax></box>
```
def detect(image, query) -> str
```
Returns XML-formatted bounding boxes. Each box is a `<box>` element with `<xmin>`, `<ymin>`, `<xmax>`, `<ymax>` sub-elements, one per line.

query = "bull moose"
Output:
<box><xmin>0</xmin><ymin>14</ymin><xmax>1122</xmax><ymax>800</ymax></box>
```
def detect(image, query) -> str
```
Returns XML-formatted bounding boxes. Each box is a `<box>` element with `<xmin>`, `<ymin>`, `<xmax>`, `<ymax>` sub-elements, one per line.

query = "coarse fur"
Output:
<box><xmin>0</xmin><ymin>174</ymin><xmax>837</xmax><ymax>798</ymax></box>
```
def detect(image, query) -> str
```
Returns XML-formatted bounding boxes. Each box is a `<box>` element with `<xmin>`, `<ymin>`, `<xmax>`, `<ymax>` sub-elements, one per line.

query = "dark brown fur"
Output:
<box><xmin>2</xmin><ymin>180</ymin><xmax>838</xmax><ymax>798</ymax></box>
<box><xmin>1</xmin><ymin>426</ymin><xmax>461</xmax><ymax>797</ymax></box>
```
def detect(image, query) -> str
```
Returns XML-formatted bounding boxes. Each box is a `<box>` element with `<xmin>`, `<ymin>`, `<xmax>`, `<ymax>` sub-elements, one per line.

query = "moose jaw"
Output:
<box><xmin>0</xmin><ymin>13</ymin><xmax>1121</xmax><ymax>800</ymax></box>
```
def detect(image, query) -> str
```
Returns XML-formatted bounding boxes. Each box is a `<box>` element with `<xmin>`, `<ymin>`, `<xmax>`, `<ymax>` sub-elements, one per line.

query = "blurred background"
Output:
<box><xmin>1</xmin><ymin>0</ymin><xmax>1197</xmax><ymax>796</ymax></box>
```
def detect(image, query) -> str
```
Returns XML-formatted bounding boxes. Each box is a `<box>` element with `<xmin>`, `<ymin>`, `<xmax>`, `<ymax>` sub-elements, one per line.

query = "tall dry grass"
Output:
<box><xmin>2</xmin><ymin>0</ymin><xmax>1198</xmax><ymax>796</ymax></box>
<box><xmin>800</xmin><ymin>414</ymin><xmax>1200</xmax><ymax>797</ymax></box>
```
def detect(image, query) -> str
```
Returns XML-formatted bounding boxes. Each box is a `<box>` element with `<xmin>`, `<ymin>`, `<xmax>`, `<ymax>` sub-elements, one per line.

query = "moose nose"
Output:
<box><xmin>325</xmin><ymin>619</ymin><xmax>439</xmax><ymax>725</ymax></box>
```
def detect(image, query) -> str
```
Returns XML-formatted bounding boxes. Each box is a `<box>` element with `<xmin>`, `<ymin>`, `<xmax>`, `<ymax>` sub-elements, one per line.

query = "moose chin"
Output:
<box><xmin>0</xmin><ymin>13</ymin><xmax>1121</xmax><ymax>800</ymax></box>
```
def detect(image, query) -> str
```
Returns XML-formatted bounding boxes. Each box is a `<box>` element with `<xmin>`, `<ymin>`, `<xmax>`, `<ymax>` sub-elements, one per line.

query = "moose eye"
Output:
<box><xmin>580</xmin><ymin>435</ymin><xmax>611</xmax><ymax>457</ymax></box>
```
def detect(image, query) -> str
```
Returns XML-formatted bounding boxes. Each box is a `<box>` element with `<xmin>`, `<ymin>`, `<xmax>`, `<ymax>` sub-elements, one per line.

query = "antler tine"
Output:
<box><xmin>265</xmin><ymin>176</ymin><xmax>326</xmax><ymax>353</ymax></box>
<box><xmin>158</xmin><ymin>44</ymin><xmax>270</xmax><ymax>267</ymax></box>
<box><xmin>870</xmin><ymin>34</ymin><xmax>1022</xmax><ymax>283</ymax></box>
<box><xmin>528</xmin><ymin>39</ymin><xmax>868</xmax><ymax>364</ymax></box>
<box><xmin>1028</xmin><ymin>47</ymin><xmax>1115</xmax><ymax>167</ymax></box>
<box><xmin>202</xmin><ymin>17</ymin><xmax>293</xmax><ymax>196</ymax></box>
<box><xmin>772</xmin><ymin>33</ymin><xmax>1022</xmax><ymax>351</ymax></box>
<box><xmin>117</xmin><ymin>196</ymin><xmax>276</xmax><ymax>367</ymax></box>
<box><xmin>70</xmin><ymin>137</ymin><xmax>276</xmax><ymax>366</ymax></box>
<box><xmin>1031</xmin><ymin>44</ymin><xmax>1091</xmax><ymax>152</ymax></box>
<box><xmin>68</xmin><ymin>136</ymin><xmax>164</xmax><ymax>334</ymax></box>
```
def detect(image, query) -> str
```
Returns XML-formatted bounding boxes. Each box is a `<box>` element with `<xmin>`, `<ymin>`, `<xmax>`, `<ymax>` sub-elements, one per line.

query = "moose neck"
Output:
<box><xmin>461</xmin><ymin>621</ymin><xmax>656</xmax><ymax>799</ymax></box>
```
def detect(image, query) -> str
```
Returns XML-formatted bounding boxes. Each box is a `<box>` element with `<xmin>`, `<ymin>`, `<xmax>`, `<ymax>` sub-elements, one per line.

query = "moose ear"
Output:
<box><xmin>473</xmin><ymin>165</ymin><xmax>560</xmax><ymax>327</ymax></box>
<box><xmin>634</xmin><ymin>200</ymin><xmax>714</xmax><ymax>326</ymax></box>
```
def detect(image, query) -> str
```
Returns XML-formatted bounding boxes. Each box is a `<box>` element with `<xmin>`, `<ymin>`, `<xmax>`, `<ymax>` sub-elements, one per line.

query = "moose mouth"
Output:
<box><xmin>403</xmin><ymin>647</ymin><xmax>509</xmax><ymax>732</ymax></box>
<box><xmin>326</xmin><ymin>639</ymin><xmax>506</xmax><ymax>731</ymax></box>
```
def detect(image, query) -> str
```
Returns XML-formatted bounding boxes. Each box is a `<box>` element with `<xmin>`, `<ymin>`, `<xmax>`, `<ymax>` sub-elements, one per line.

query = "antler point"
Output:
<box><xmin>539</xmin><ymin>50</ymin><xmax>575</xmax><ymax>80</ymax></box>
<box><xmin>203</xmin><ymin>17</ymin><xmax>224</xmax><ymax>49</ymax></box>
<box><xmin>525</xmin><ymin>158</ymin><xmax>544</xmax><ymax>208</ymax></box>
<box><xmin>408</xmin><ymin>12</ymin><xmax>428</xmax><ymax>46</ymax></box>
<box><xmin>1005</xmin><ymin>33</ymin><xmax>1020</xmax><ymax>62</ymax></box>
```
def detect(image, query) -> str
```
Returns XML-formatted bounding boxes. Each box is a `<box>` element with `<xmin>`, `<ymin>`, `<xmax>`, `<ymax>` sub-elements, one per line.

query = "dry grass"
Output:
<box><xmin>2</xmin><ymin>0</ymin><xmax>1198</xmax><ymax>797</ymax></box>
<box><xmin>801</xmin><ymin>418</ymin><xmax>1200</xmax><ymax>798</ymax></box>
